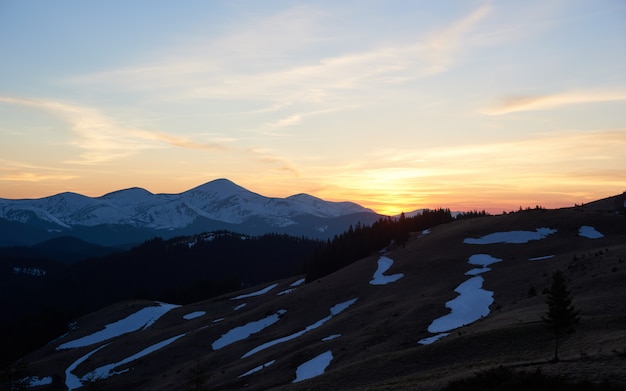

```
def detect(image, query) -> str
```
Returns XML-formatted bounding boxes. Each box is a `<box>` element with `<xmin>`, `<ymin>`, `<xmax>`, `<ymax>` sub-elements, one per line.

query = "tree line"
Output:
<box><xmin>304</xmin><ymin>208</ymin><xmax>466</xmax><ymax>281</ymax></box>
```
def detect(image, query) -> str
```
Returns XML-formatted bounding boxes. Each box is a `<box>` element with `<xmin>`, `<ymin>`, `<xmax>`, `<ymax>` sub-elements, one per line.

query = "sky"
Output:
<box><xmin>1</xmin><ymin>0</ymin><xmax>625</xmax><ymax>215</ymax></box>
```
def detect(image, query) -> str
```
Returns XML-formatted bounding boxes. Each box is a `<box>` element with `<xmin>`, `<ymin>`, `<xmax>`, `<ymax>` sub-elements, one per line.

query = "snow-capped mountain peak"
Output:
<box><xmin>183</xmin><ymin>178</ymin><xmax>251</xmax><ymax>198</ymax></box>
<box><xmin>100</xmin><ymin>187</ymin><xmax>154</xmax><ymax>202</ymax></box>
<box><xmin>0</xmin><ymin>179</ymin><xmax>381</xmax><ymax>244</ymax></box>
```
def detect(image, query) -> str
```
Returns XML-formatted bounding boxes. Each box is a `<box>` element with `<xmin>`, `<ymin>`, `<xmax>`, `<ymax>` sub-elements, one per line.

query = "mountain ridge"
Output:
<box><xmin>0</xmin><ymin>179</ymin><xmax>380</xmax><ymax>246</ymax></box>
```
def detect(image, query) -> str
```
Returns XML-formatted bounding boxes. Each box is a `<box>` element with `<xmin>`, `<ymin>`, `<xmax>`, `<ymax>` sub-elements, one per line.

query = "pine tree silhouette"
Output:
<box><xmin>542</xmin><ymin>270</ymin><xmax>580</xmax><ymax>362</ymax></box>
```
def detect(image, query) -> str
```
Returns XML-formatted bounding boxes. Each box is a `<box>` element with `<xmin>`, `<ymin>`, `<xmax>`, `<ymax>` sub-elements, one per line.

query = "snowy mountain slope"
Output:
<box><xmin>0</xmin><ymin>179</ymin><xmax>379</xmax><ymax>245</ymax></box>
<box><xmin>18</xmin><ymin>206</ymin><xmax>626</xmax><ymax>390</ymax></box>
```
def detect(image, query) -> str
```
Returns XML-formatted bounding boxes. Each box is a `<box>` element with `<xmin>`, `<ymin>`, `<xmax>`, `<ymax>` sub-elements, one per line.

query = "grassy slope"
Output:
<box><xmin>22</xmin><ymin>207</ymin><xmax>626</xmax><ymax>390</ymax></box>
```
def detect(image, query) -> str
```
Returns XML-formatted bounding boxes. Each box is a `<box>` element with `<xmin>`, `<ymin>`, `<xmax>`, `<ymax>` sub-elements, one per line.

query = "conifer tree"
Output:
<box><xmin>542</xmin><ymin>270</ymin><xmax>579</xmax><ymax>362</ymax></box>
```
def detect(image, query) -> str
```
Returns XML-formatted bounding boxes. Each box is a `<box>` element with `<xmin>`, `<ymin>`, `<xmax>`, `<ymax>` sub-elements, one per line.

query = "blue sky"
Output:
<box><xmin>1</xmin><ymin>1</ymin><xmax>625</xmax><ymax>214</ymax></box>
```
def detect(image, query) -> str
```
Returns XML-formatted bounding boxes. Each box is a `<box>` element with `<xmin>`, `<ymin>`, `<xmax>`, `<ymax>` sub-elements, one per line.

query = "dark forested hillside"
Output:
<box><xmin>0</xmin><ymin>231</ymin><xmax>321</xmax><ymax>367</ymax></box>
<box><xmin>304</xmin><ymin>208</ymin><xmax>462</xmax><ymax>281</ymax></box>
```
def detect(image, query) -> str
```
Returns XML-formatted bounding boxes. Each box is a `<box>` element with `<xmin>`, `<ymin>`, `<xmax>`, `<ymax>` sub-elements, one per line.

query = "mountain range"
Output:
<box><xmin>0</xmin><ymin>179</ymin><xmax>381</xmax><ymax>246</ymax></box>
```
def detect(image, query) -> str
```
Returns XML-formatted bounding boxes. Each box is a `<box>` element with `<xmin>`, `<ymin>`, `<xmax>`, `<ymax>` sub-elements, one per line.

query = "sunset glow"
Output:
<box><xmin>1</xmin><ymin>1</ymin><xmax>624</xmax><ymax>214</ymax></box>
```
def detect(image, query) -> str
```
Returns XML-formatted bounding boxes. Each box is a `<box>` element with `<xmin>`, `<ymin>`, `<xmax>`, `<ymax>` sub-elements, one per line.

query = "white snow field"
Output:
<box><xmin>292</xmin><ymin>350</ymin><xmax>334</xmax><ymax>383</ymax></box>
<box><xmin>238</xmin><ymin>360</ymin><xmax>276</xmax><ymax>378</ymax></box>
<box><xmin>425</xmin><ymin>253</ymin><xmax>501</xmax><ymax>336</ymax></box>
<box><xmin>428</xmin><ymin>276</ymin><xmax>494</xmax><ymax>333</ymax></box>
<box><xmin>369</xmin><ymin>256</ymin><xmax>404</xmax><ymax>285</ymax></box>
<box><xmin>230</xmin><ymin>283</ymin><xmax>279</xmax><ymax>300</ymax></box>
<box><xmin>57</xmin><ymin>302</ymin><xmax>180</xmax><ymax>350</ymax></box>
<box><xmin>183</xmin><ymin>311</ymin><xmax>206</xmax><ymax>320</ymax></box>
<box><xmin>421</xmin><ymin>243</ymin><xmax>559</xmax><ymax>344</ymax></box>
<box><xmin>579</xmin><ymin>225</ymin><xmax>604</xmax><ymax>239</ymax></box>
<box><xmin>212</xmin><ymin>310</ymin><xmax>287</xmax><ymax>350</ymax></box>
<box><xmin>463</xmin><ymin>227</ymin><xmax>557</xmax><ymax>244</ymax></box>
<box><xmin>242</xmin><ymin>298</ymin><xmax>358</xmax><ymax>358</ymax></box>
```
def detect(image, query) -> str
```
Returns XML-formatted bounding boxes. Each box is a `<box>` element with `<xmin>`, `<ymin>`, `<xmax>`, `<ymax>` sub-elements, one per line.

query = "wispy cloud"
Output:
<box><xmin>267</xmin><ymin>114</ymin><xmax>302</xmax><ymax>129</ymax></box>
<box><xmin>0</xmin><ymin>171</ymin><xmax>77</xmax><ymax>183</ymax></box>
<box><xmin>246</xmin><ymin>147</ymin><xmax>300</xmax><ymax>176</ymax></box>
<box><xmin>484</xmin><ymin>90</ymin><xmax>626</xmax><ymax>115</ymax></box>
<box><xmin>0</xmin><ymin>97</ymin><xmax>228</xmax><ymax>164</ymax></box>
<box><xmin>64</xmin><ymin>4</ymin><xmax>494</xmax><ymax>107</ymax></box>
<box><xmin>421</xmin><ymin>4</ymin><xmax>491</xmax><ymax>74</ymax></box>
<box><xmin>0</xmin><ymin>159</ymin><xmax>78</xmax><ymax>183</ymax></box>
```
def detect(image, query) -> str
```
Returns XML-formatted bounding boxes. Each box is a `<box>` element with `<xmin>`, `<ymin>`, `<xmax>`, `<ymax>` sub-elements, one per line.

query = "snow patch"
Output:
<box><xmin>427</xmin><ymin>276</ymin><xmax>493</xmax><ymax>333</ymax></box>
<box><xmin>230</xmin><ymin>283</ymin><xmax>279</xmax><ymax>300</ymax></box>
<box><xmin>26</xmin><ymin>376</ymin><xmax>53</xmax><ymax>387</ymax></box>
<box><xmin>578</xmin><ymin>225</ymin><xmax>604</xmax><ymax>239</ymax></box>
<box><xmin>290</xmin><ymin>278</ymin><xmax>305</xmax><ymax>287</ymax></box>
<box><xmin>212</xmin><ymin>310</ymin><xmax>286</xmax><ymax>350</ymax></box>
<box><xmin>465</xmin><ymin>267</ymin><xmax>490</xmax><ymax>276</ymax></box>
<box><xmin>529</xmin><ymin>255</ymin><xmax>555</xmax><ymax>261</ymax></box>
<box><xmin>57</xmin><ymin>302</ymin><xmax>179</xmax><ymax>350</ymax></box>
<box><xmin>183</xmin><ymin>311</ymin><xmax>206</xmax><ymax>320</ymax></box>
<box><xmin>322</xmin><ymin>334</ymin><xmax>341</xmax><ymax>341</ymax></box>
<box><xmin>65</xmin><ymin>344</ymin><xmax>108</xmax><ymax>390</ymax></box>
<box><xmin>418</xmin><ymin>229</ymin><xmax>431</xmax><ymax>238</ymax></box>
<box><xmin>463</xmin><ymin>228</ymin><xmax>557</xmax><ymax>244</ymax></box>
<box><xmin>82</xmin><ymin>334</ymin><xmax>185</xmax><ymax>382</ymax></box>
<box><xmin>468</xmin><ymin>254</ymin><xmax>502</xmax><ymax>267</ymax></box>
<box><xmin>418</xmin><ymin>333</ymin><xmax>449</xmax><ymax>345</ymax></box>
<box><xmin>277</xmin><ymin>288</ymin><xmax>296</xmax><ymax>296</ymax></box>
<box><xmin>233</xmin><ymin>303</ymin><xmax>247</xmax><ymax>311</ymax></box>
<box><xmin>464</xmin><ymin>254</ymin><xmax>502</xmax><ymax>276</ymax></box>
<box><xmin>293</xmin><ymin>351</ymin><xmax>333</xmax><ymax>383</ymax></box>
<box><xmin>369</xmin><ymin>256</ymin><xmax>404</xmax><ymax>285</ymax></box>
<box><xmin>242</xmin><ymin>298</ymin><xmax>358</xmax><ymax>358</ymax></box>
<box><xmin>238</xmin><ymin>360</ymin><xmax>275</xmax><ymax>378</ymax></box>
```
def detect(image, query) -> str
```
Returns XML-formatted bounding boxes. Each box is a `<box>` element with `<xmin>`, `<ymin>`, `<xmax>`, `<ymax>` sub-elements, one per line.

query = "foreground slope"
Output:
<box><xmin>22</xmin><ymin>206</ymin><xmax>626</xmax><ymax>390</ymax></box>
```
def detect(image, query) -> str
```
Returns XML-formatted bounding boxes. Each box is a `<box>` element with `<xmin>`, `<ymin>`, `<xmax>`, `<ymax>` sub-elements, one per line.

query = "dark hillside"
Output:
<box><xmin>14</xmin><ymin>202</ymin><xmax>626</xmax><ymax>390</ymax></box>
<box><xmin>305</xmin><ymin>208</ymin><xmax>457</xmax><ymax>281</ymax></box>
<box><xmin>0</xmin><ymin>231</ymin><xmax>319</xmax><ymax>368</ymax></box>
<box><xmin>0</xmin><ymin>236</ymin><xmax>120</xmax><ymax>264</ymax></box>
